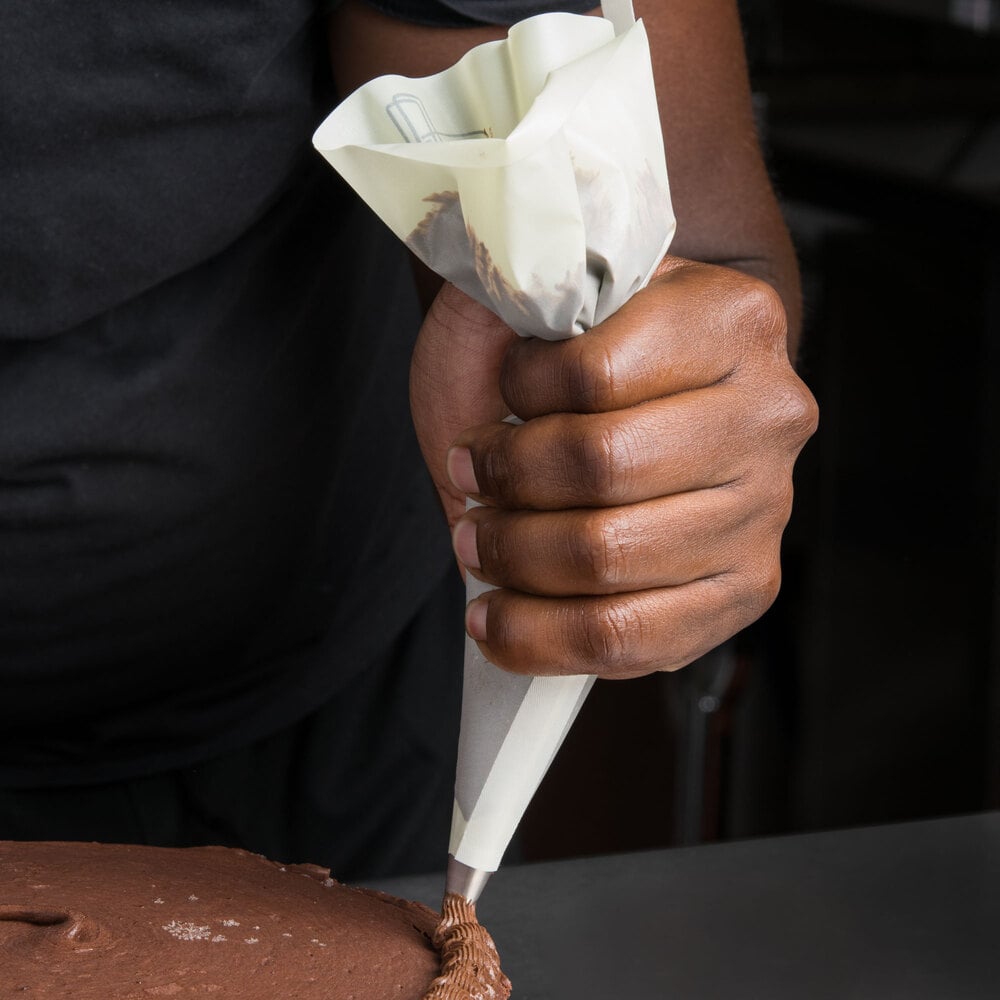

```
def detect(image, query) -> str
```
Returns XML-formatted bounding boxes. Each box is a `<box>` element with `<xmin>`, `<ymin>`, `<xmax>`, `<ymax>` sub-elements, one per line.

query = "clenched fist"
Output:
<box><xmin>410</xmin><ymin>254</ymin><xmax>818</xmax><ymax>679</ymax></box>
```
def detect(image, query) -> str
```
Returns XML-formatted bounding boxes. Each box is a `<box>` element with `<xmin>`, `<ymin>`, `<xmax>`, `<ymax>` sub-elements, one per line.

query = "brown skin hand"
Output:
<box><xmin>413</xmin><ymin>259</ymin><xmax>816</xmax><ymax>678</ymax></box>
<box><xmin>328</xmin><ymin>0</ymin><xmax>818</xmax><ymax>679</ymax></box>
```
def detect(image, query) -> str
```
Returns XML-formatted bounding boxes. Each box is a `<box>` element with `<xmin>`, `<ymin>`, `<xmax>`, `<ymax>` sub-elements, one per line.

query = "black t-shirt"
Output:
<box><xmin>0</xmin><ymin>0</ymin><xmax>594</xmax><ymax>786</ymax></box>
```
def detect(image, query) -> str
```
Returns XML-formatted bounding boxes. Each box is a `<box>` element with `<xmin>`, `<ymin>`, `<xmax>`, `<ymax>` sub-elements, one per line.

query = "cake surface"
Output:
<box><xmin>0</xmin><ymin>841</ymin><xmax>441</xmax><ymax>999</ymax></box>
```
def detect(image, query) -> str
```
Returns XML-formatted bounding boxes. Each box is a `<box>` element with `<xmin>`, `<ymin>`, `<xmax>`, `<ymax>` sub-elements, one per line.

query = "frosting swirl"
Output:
<box><xmin>422</xmin><ymin>893</ymin><xmax>512</xmax><ymax>1000</ymax></box>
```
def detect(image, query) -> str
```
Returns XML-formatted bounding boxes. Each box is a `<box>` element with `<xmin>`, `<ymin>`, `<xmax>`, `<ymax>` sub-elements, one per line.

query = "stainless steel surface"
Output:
<box><xmin>444</xmin><ymin>855</ymin><xmax>492</xmax><ymax>904</ymax></box>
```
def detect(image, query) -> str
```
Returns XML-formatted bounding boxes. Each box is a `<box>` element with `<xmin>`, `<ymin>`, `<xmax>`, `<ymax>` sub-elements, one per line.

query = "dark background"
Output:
<box><xmin>520</xmin><ymin>0</ymin><xmax>1000</xmax><ymax>861</ymax></box>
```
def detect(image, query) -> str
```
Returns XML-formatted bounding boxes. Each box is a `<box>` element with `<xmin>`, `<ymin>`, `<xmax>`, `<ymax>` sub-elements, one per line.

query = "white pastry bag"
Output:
<box><xmin>313</xmin><ymin>0</ymin><xmax>675</xmax><ymax>901</ymax></box>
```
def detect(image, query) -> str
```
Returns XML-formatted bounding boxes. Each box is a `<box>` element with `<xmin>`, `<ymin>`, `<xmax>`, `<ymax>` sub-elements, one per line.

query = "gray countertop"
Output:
<box><xmin>371</xmin><ymin>811</ymin><xmax>1000</xmax><ymax>999</ymax></box>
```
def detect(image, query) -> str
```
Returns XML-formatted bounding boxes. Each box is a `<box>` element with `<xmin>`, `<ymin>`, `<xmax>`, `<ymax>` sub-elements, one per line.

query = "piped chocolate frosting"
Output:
<box><xmin>424</xmin><ymin>893</ymin><xmax>513</xmax><ymax>1000</ymax></box>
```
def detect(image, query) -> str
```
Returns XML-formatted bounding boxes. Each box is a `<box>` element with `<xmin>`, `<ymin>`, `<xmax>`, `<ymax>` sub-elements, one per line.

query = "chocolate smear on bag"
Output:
<box><xmin>406</xmin><ymin>191</ymin><xmax>581</xmax><ymax>339</ymax></box>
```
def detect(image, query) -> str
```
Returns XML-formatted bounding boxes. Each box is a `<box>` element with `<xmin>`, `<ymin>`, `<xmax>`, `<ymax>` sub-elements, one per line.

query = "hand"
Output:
<box><xmin>409</xmin><ymin>255</ymin><xmax>818</xmax><ymax>679</ymax></box>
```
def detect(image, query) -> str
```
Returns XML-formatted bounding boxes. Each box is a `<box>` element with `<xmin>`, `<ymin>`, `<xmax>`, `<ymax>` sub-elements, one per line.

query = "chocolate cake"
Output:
<box><xmin>0</xmin><ymin>841</ymin><xmax>510</xmax><ymax>1000</ymax></box>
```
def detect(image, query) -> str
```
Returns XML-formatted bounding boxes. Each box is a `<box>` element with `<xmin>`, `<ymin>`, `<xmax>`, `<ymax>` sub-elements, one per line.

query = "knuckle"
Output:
<box><xmin>733</xmin><ymin>274</ymin><xmax>787</xmax><ymax>345</ymax></box>
<box><xmin>711</xmin><ymin>554</ymin><xmax>782</xmax><ymax>636</ymax></box>
<box><xmin>567</xmin><ymin>512</ymin><xmax>630</xmax><ymax>591</ymax></box>
<box><xmin>573</xmin><ymin>600</ymin><xmax>641</xmax><ymax>673</ymax></box>
<box><xmin>562</xmin><ymin>342</ymin><xmax>619</xmax><ymax>413</ymax></box>
<box><xmin>778</xmin><ymin>374</ymin><xmax>820</xmax><ymax>446</ymax></box>
<box><xmin>485</xmin><ymin>594</ymin><xmax>518</xmax><ymax>658</ymax></box>
<box><xmin>763</xmin><ymin>476</ymin><xmax>795</xmax><ymax>531</ymax></box>
<box><xmin>477</xmin><ymin>515</ymin><xmax>510</xmax><ymax>577</ymax></box>
<box><xmin>571</xmin><ymin>420</ymin><xmax>634</xmax><ymax>505</ymax></box>
<box><xmin>477</xmin><ymin>430</ymin><xmax>516</xmax><ymax>500</ymax></box>
<box><xmin>746</xmin><ymin>556</ymin><xmax>783</xmax><ymax>621</ymax></box>
<box><xmin>753</xmin><ymin>371</ymin><xmax>819</xmax><ymax>454</ymax></box>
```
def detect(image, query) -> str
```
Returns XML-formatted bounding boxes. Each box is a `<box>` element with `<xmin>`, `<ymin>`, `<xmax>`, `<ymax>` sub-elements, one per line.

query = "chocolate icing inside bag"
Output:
<box><xmin>313</xmin><ymin>4</ymin><xmax>675</xmax><ymax>340</ymax></box>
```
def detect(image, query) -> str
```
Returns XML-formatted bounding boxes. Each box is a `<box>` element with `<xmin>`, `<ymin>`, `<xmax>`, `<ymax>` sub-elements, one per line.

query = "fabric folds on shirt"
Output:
<box><xmin>0</xmin><ymin>0</ymin><xmax>592</xmax><ymax>785</ymax></box>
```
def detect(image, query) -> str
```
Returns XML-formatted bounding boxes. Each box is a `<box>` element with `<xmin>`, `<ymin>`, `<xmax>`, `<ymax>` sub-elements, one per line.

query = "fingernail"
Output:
<box><xmin>447</xmin><ymin>446</ymin><xmax>479</xmax><ymax>494</ymax></box>
<box><xmin>452</xmin><ymin>518</ymin><xmax>480</xmax><ymax>569</ymax></box>
<box><xmin>465</xmin><ymin>597</ymin><xmax>488</xmax><ymax>641</ymax></box>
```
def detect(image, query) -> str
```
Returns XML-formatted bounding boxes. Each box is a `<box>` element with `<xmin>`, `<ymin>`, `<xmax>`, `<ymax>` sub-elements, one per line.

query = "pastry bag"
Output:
<box><xmin>313</xmin><ymin>0</ymin><xmax>675</xmax><ymax>901</ymax></box>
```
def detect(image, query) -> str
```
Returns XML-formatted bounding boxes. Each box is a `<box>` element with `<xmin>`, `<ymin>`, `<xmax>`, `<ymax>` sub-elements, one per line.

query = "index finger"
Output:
<box><xmin>499</xmin><ymin>259</ymin><xmax>787</xmax><ymax>419</ymax></box>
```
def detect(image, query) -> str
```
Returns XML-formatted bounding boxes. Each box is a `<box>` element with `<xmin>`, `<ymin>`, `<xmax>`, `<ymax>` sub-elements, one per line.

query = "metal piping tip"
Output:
<box><xmin>445</xmin><ymin>855</ymin><xmax>492</xmax><ymax>904</ymax></box>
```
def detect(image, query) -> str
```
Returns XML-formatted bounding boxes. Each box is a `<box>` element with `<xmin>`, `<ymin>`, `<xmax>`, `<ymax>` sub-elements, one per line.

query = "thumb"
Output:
<box><xmin>410</xmin><ymin>282</ymin><xmax>518</xmax><ymax>530</ymax></box>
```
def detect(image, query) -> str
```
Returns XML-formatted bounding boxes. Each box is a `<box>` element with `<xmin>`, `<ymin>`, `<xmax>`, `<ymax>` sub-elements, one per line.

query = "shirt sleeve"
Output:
<box><xmin>356</xmin><ymin>0</ymin><xmax>597</xmax><ymax>28</ymax></box>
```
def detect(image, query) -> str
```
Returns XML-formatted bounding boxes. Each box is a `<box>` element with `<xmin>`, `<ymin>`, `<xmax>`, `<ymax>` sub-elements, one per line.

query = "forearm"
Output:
<box><xmin>637</xmin><ymin>0</ymin><xmax>801</xmax><ymax>356</ymax></box>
